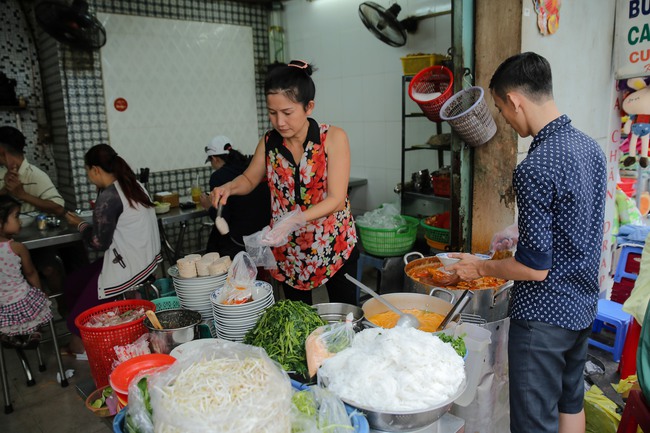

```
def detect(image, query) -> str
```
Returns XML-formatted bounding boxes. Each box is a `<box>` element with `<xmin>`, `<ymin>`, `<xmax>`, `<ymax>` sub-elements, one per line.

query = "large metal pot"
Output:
<box><xmin>403</xmin><ymin>252</ymin><xmax>512</xmax><ymax>323</ymax></box>
<box><xmin>313</xmin><ymin>302</ymin><xmax>365</xmax><ymax>332</ymax></box>
<box><xmin>144</xmin><ymin>309</ymin><xmax>202</xmax><ymax>354</ymax></box>
<box><xmin>361</xmin><ymin>289</ymin><xmax>460</xmax><ymax>331</ymax></box>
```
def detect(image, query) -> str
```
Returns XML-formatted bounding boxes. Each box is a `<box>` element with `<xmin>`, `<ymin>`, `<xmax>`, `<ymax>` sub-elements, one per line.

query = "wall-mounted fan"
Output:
<box><xmin>358</xmin><ymin>1</ymin><xmax>451</xmax><ymax>47</ymax></box>
<box><xmin>35</xmin><ymin>0</ymin><xmax>106</xmax><ymax>51</ymax></box>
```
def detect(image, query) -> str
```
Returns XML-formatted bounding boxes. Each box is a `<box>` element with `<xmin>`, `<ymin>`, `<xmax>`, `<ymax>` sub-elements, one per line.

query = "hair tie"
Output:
<box><xmin>224</xmin><ymin>143</ymin><xmax>232</xmax><ymax>152</ymax></box>
<box><xmin>288</xmin><ymin>59</ymin><xmax>309</xmax><ymax>70</ymax></box>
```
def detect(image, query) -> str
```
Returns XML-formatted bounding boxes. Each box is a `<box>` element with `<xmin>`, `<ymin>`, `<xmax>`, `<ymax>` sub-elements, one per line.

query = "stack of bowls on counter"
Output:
<box><xmin>210</xmin><ymin>280</ymin><xmax>275</xmax><ymax>342</ymax></box>
<box><xmin>168</xmin><ymin>253</ymin><xmax>232</xmax><ymax>337</ymax></box>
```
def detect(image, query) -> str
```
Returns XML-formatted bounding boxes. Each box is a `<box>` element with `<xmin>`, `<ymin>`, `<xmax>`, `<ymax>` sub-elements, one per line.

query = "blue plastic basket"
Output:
<box><xmin>113</xmin><ymin>380</ymin><xmax>369</xmax><ymax>432</ymax></box>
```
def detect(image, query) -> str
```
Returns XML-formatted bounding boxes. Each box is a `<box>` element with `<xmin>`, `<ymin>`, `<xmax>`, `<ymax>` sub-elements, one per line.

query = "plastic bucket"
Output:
<box><xmin>440</xmin><ymin>86</ymin><xmax>497</xmax><ymax>147</ymax></box>
<box><xmin>408</xmin><ymin>66</ymin><xmax>454</xmax><ymax>122</ymax></box>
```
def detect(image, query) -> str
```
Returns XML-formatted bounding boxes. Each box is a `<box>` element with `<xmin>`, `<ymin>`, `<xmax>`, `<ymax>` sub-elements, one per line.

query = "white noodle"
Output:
<box><xmin>319</xmin><ymin>327</ymin><xmax>465</xmax><ymax>411</ymax></box>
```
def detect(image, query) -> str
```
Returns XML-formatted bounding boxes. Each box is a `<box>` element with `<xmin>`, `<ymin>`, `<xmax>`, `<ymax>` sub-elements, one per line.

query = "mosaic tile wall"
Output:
<box><xmin>2</xmin><ymin>0</ymin><xmax>272</xmax><ymax>257</ymax></box>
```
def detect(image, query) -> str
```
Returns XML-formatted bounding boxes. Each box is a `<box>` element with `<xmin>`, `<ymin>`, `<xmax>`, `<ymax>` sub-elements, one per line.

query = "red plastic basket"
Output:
<box><xmin>408</xmin><ymin>65</ymin><xmax>454</xmax><ymax>122</ymax></box>
<box><xmin>75</xmin><ymin>299</ymin><xmax>155</xmax><ymax>388</ymax></box>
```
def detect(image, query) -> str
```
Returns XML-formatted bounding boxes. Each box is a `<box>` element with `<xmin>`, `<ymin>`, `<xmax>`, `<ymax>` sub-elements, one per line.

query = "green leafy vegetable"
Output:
<box><xmin>292</xmin><ymin>390</ymin><xmax>317</xmax><ymax>417</ymax></box>
<box><xmin>438</xmin><ymin>333</ymin><xmax>466</xmax><ymax>357</ymax></box>
<box><xmin>243</xmin><ymin>300</ymin><xmax>326</xmax><ymax>376</ymax></box>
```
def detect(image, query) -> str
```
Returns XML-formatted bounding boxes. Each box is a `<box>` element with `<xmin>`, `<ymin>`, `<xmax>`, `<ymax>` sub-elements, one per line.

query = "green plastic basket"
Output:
<box><xmin>356</xmin><ymin>215</ymin><xmax>419</xmax><ymax>257</ymax></box>
<box><xmin>420</xmin><ymin>219</ymin><xmax>450</xmax><ymax>244</ymax></box>
<box><xmin>151</xmin><ymin>296</ymin><xmax>181</xmax><ymax>311</ymax></box>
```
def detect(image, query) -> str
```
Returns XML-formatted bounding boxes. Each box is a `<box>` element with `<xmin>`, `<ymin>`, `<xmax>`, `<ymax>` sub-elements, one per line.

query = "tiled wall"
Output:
<box><xmin>2</xmin><ymin>0</ymin><xmax>271</xmax><ymax>257</ymax></box>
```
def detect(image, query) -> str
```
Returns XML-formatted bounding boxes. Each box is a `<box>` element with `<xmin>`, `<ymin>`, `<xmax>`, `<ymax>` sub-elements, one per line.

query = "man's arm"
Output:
<box><xmin>5</xmin><ymin>170</ymin><xmax>65</xmax><ymax>216</ymax></box>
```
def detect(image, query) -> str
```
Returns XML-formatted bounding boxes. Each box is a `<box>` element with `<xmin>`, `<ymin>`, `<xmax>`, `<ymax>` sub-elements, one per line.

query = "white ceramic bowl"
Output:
<box><xmin>154</xmin><ymin>202</ymin><xmax>171</xmax><ymax>214</ymax></box>
<box><xmin>436</xmin><ymin>252</ymin><xmax>461</xmax><ymax>267</ymax></box>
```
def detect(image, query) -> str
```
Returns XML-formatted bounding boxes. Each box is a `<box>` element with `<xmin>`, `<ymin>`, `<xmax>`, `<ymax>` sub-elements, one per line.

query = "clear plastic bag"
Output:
<box><xmin>305</xmin><ymin>316</ymin><xmax>355</xmax><ymax>378</ymax></box>
<box><xmin>244</xmin><ymin>226</ymin><xmax>277</xmax><ymax>269</ymax></box>
<box><xmin>489</xmin><ymin>223</ymin><xmax>518</xmax><ymax>257</ymax></box>
<box><xmin>291</xmin><ymin>385</ymin><xmax>354</xmax><ymax>433</ymax></box>
<box><xmin>112</xmin><ymin>333</ymin><xmax>150</xmax><ymax>369</ymax></box>
<box><xmin>217</xmin><ymin>251</ymin><xmax>257</xmax><ymax>305</ymax></box>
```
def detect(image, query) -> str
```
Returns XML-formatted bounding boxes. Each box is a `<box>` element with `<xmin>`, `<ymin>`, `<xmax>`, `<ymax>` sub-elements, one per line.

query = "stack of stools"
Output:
<box><xmin>617</xmin><ymin>389</ymin><xmax>650</xmax><ymax>433</ymax></box>
<box><xmin>588</xmin><ymin>299</ymin><xmax>633</xmax><ymax>362</ymax></box>
<box><xmin>612</xmin><ymin>245</ymin><xmax>643</xmax><ymax>303</ymax></box>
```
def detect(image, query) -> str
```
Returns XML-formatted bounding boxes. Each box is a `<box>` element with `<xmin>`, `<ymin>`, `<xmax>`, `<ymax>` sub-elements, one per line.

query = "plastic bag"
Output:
<box><xmin>305</xmin><ymin>316</ymin><xmax>355</xmax><ymax>378</ymax></box>
<box><xmin>584</xmin><ymin>385</ymin><xmax>620</xmax><ymax>433</ymax></box>
<box><xmin>291</xmin><ymin>385</ymin><xmax>354</xmax><ymax>433</ymax></box>
<box><xmin>616</xmin><ymin>189</ymin><xmax>643</xmax><ymax>226</ymax></box>
<box><xmin>244</xmin><ymin>226</ymin><xmax>277</xmax><ymax>269</ymax></box>
<box><xmin>112</xmin><ymin>334</ymin><xmax>150</xmax><ymax>369</ymax></box>
<box><xmin>147</xmin><ymin>340</ymin><xmax>292</xmax><ymax>433</ymax></box>
<box><xmin>217</xmin><ymin>251</ymin><xmax>257</xmax><ymax>305</ymax></box>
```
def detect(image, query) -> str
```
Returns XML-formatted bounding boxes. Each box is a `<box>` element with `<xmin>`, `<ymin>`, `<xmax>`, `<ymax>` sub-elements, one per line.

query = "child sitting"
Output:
<box><xmin>0</xmin><ymin>196</ymin><xmax>52</xmax><ymax>349</ymax></box>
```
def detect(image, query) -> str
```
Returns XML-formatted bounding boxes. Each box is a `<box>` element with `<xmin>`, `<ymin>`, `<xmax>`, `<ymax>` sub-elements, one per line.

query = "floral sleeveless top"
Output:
<box><xmin>265</xmin><ymin>118</ymin><xmax>357</xmax><ymax>290</ymax></box>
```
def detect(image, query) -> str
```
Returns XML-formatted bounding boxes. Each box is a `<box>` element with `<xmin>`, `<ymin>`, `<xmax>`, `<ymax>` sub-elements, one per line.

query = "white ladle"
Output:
<box><xmin>344</xmin><ymin>274</ymin><xmax>420</xmax><ymax>329</ymax></box>
<box><xmin>215</xmin><ymin>202</ymin><xmax>229</xmax><ymax>235</ymax></box>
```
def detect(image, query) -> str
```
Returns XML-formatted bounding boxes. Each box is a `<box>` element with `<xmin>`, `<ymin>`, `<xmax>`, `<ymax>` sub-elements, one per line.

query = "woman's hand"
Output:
<box><xmin>199</xmin><ymin>193</ymin><xmax>212</xmax><ymax>210</ymax></box>
<box><xmin>210</xmin><ymin>183</ymin><xmax>233</xmax><ymax>208</ymax></box>
<box><xmin>65</xmin><ymin>211</ymin><xmax>83</xmax><ymax>228</ymax></box>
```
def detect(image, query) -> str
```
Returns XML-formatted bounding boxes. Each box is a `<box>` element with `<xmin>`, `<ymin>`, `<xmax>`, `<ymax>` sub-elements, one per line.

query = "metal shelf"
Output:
<box><xmin>403</xmin><ymin>191</ymin><xmax>451</xmax><ymax>203</ymax></box>
<box><xmin>405</xmin><ymin>143</ymin><xmax>451</xmax><ymax>152</ymax></box>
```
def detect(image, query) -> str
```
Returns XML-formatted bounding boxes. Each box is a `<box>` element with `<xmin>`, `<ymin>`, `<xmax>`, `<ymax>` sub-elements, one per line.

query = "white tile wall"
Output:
<box><xmin>284</xmin><ymin>0</ymin><xmax>453</xmax><ymax>213</ymax></box>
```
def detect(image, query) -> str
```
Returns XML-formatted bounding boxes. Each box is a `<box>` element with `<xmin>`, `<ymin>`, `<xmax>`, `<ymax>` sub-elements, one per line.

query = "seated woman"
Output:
<box><xmin>200</xmin><ymin>135</ymin><xmax>271</xmax><ymax>258</ymax></box>
<box><xmin>63</xmin><ymin>144</ymin><xmax>161</xmax><ymax>355</ymax></box>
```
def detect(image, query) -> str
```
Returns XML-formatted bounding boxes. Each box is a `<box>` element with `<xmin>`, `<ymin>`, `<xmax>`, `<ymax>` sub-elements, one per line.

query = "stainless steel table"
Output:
<box><xmin>157</xmin><ymin>206</ymin><xmax>209</xmax><ymax>264</ymax></box>
<box><xmin>15</xmin><ymin>221</ymin><xmax>82</xmax><ymax>250</ymax></box>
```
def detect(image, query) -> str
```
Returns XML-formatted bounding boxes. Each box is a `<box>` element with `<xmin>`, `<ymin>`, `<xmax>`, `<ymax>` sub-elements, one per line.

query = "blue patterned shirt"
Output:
<box><xmin>511</xmin><ymin>115</ymin><xmax>607</xmax><ymax>330</ymax></box>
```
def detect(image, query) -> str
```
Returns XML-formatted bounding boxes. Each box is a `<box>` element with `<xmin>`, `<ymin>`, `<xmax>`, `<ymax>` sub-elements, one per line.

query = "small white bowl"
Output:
<box><xmin>19</xmin><ymin>214</ymin><xmax>35</xmax><ymax>227</ymax></box>
<box><xmin>155</xmin><ymin>203</ymin><xmax>171</xmax><ymax>214</ymax></box>
<box><xmin>436</xmin><ymin>252</ymin><xmax>460</xmax><ymax>267</ymax></box>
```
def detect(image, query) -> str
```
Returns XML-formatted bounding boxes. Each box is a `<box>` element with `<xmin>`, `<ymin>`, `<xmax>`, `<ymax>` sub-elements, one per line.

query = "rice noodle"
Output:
<box><xmin>318</xmin><ymin>327</ymin><xmax>465</xmax><ymax>411</ymax></box>
<box><xmin>149</xmin><ymin>343</ymin><xmax>292</xmax><ymax>433</ymax></box>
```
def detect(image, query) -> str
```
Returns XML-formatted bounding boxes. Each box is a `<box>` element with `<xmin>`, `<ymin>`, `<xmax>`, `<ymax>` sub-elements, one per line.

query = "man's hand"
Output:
<box><xmin>446</xmin><ymin>253</ymin><xmax>484</xmax><ymax>281</ymax></box>
<box><xmin>4</xmin><ymin>171</ymin><xmax>25</xmax><ymax>199</ymax></box>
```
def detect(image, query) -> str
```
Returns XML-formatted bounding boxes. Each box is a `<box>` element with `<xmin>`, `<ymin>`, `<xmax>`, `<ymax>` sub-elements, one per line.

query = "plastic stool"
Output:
<box><xmin>619</xmin><ymin>318</ymin><xmax>642</xmax><ymax>379</ymax></box>
<box><xmin>588</xmin><ymin>299</ymin><xmax>633</xmax><ymax>362</ymax></box>
<box><xmin>614</xmin><ymin>245</ymin><xmax>644</xmax><ymax>283</ymax></box>
<box><xmin>617</xmin><ymin>389</ymin><xmax>650</xmax><ymax>433</ymax></box>
<box><xmin>355</xmin><ymin>252</ymin><xmax>386</xmax><ymax>305</ymax></box>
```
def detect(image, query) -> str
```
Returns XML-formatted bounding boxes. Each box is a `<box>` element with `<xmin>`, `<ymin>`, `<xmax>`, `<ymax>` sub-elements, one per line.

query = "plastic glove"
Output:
<box><xmin>490</xmin><ymin>224</ymin><xmax>519</xmax><ymax>253</ymax></box>
<box><xmin>261</xmin><ymin>209</ymin><xmax>307</xmax><ymax>247</ymax></box>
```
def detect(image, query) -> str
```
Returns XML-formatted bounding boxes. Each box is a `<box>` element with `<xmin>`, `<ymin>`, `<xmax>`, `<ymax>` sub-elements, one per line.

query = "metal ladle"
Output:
<box><xmin>344</xmin><ymin>274</ymin><xmax>420</xmax><ymax>329</ymax></box>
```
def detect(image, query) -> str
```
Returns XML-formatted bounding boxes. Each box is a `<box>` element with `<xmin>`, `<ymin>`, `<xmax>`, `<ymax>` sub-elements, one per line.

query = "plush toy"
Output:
<box><xmin>622</xmin><ymin>77</ymin><xmax>650</xmax><ymax>167</ymax></box>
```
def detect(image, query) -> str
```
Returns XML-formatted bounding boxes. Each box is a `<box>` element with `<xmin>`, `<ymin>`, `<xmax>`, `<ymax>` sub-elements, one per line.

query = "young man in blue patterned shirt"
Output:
<box><xmin>449</xmin><ymin>52</ymin><xmax>607</xmax><ymax>433</ymax></box>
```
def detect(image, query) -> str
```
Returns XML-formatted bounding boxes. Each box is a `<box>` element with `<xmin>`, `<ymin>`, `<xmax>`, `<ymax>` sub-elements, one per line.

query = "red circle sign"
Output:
<box><xmin>114</xmin><ymin>98</ymin><xmax>128</xmax><ymax>112</ymax></box>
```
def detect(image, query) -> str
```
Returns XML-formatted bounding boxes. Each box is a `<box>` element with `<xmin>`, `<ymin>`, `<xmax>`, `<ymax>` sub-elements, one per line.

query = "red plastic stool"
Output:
<box><xmin>619</xmin><ymin>318</ymin><xmax>642</xmax><ymax>379</ymax></box>
<box><xmin>617</xmin><ymin>389</ymin><xmax>650</xmax><ymax>433</ymax></box>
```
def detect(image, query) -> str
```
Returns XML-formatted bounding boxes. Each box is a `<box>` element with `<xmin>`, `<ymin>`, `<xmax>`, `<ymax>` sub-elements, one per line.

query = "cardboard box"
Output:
<box><xmin>154</xmin><ymin>192</ymin><xmax>179</xmax><ymax>208</ymax></box>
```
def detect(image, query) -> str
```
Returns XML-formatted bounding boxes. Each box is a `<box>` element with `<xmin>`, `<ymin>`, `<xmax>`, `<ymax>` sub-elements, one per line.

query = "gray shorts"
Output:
<box><xmin>508</xmin><ymin>319</ymin><xmax>590</xmax><ymax>433</ymax></box>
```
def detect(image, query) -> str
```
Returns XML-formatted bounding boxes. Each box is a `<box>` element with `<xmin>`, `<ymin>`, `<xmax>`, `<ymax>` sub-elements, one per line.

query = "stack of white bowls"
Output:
<box><xmin>210</xmin><ymin>280</ymin><xmax>275</xmax><ymax>342</ymax></box>
<box><xmin>168</xmin><ymin>264</ymin><xmax>227</xmax><ymax>336</ymax></box>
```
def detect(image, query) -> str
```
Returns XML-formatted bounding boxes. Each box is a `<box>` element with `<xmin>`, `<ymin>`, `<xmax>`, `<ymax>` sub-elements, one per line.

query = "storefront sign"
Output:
<box><xmin>113</xmin><ymin>97</ymin><xmax>128</xmax><ymax>112</ymax></box>
<box><xmin>615</xmin><ymin>0</ymin><xmax>650</xmax><ymax>79</ymax></box>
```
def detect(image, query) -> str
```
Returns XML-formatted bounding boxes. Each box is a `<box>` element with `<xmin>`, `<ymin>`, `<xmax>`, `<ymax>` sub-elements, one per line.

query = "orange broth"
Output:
<box><xmin>368</xmin><ymin>309</ymin><xmax>445</xmax><ymax>332</ymax></box>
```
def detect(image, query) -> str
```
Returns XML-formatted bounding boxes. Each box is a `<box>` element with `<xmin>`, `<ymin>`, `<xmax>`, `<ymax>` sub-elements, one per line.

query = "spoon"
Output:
<box><xmin>215</xmin><ymin>202</ymin><xmax>229</xmax><ymax>235</ymax></box>
<box><xmin>145</xmin><ymin>310</ymin><xmax>163</xmax><ymax>330</ymax></box>
<box><xmin>344</xmin><ymin>274</ymin><xmax>420</xmax><ymax>329</ymax></box>
<box><xmin>436</xmin><ymin>289</ymin><xmax>473</xmax><ymax>331</ymax></box>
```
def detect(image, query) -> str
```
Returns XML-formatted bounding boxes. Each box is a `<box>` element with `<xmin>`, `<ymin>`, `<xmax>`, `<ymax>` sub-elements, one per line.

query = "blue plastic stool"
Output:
<box><xmin>588</xmin><ymin>299</ymin><xmax>633</xmax><ymax>362</ymax></box>
<box><xmin>614</xmin><ymin>245</ymin><xmax>644</xmax><ymax>283</ymax></box>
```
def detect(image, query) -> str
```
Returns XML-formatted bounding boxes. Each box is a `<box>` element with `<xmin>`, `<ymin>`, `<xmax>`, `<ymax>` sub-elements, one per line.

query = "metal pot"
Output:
<box><xmin>144</xmin><ymin>309</ymin><xmax>202</xmax><ymax>354</ymax></box>
<box><xmin>361</xmin><ymin>289</ymin><xmax>460</xmax><ymax>331</ymax></box>
<box><xmin>313</xmin><ymin>302</ymin><xmax>364</xmax><ymax>332</ymax></box>
<box><xmin>403</xmin><ymin>252</ymin><xmax>512</xmax><ymax>323</ymax></box>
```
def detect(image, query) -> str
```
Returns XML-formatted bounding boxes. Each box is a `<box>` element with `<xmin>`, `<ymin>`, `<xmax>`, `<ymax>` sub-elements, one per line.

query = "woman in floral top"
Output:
<box><xmin>211</xmin><ymin>60</ymin><xmax>358</xmax><ymax>305</ymax></box>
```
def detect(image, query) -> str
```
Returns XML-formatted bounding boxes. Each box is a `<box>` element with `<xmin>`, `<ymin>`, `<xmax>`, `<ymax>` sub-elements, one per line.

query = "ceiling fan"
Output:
<box><xmin>35</xmin><ymin>0</ymin><xmax>107</xmax><ymax>51</ymax></box>
<box><xmin>358</xmin><ymin>1</ymin><xmax>451</xmax><ymax>47</ymax></box>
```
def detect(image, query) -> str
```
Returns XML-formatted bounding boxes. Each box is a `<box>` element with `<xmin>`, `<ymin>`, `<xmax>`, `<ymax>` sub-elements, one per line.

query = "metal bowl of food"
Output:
<box><xmin>313</xmin><ymin>302</ymin><xmax>364</xmax><ymax>332</ymax></box>
<box><xmin>343</xmin><ymin>377</ymin><xmax>467</xmax><ymax>432</ymax></box>
<box><xmin>144</xmin><ymin>309</ymin><xmax>202</xmax><ymax>354</ymax></box>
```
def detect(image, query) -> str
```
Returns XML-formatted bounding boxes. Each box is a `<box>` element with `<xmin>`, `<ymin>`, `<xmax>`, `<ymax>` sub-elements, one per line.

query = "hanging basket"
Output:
<box><xmin>408</xmin><ymin>66</ymin><xmax>454</xmax><ymax>122</ymax></box>
<box><xmin>440</xmin><ymin>86</ymin><xmax>497</xmax><ymax>147</ymax></box>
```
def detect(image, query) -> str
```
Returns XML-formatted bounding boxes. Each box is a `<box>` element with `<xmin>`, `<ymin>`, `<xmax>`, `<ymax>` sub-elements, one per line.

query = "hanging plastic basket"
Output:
<box><xmin>408</xmin><ymin>65</ymin><xmax>454</xmax><ymax>122</ymax></box>
<box><xmin>440</xmin><ymin>86</ymin><xmax>497</xmax><ymax>147</ymax></box>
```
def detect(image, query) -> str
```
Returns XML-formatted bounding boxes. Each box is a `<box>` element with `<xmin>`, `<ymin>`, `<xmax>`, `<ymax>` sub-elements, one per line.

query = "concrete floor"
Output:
<box><xmin>0</xmin><ymin>278</ymin><xmax>629</xmax><ymax>433</ymax></box>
